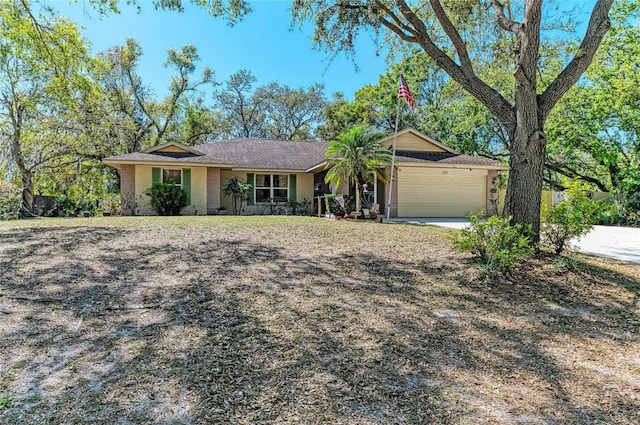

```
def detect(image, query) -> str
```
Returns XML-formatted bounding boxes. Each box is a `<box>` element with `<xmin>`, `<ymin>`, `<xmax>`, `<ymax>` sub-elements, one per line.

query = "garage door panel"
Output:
<box><xmin>397</xmin><ymin>168</ymin><xmax>486</xmax><ymax>217</ymax></box>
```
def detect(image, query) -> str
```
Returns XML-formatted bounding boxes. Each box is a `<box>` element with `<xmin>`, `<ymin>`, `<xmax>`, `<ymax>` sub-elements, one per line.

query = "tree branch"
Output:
<box><xmin>545</xmin><ymin>161</ymin><xmax>609</xmax><ymax>192</ymax></box>
<box><xmin>374</xmin><ymin>1</ymin><xmax>418</xmax><ymax>42</ymax></box>
<box><xmin>429</xmin><ymin>0</ymin><xmax>474</xmax><ymax>76</ymax></box>
<box><xmin>539</xmin><ymin>0</ymin><xmax>614</xmax><ymax>121</ymax></box>
<box><xmin>491</xmin><ymin>0</ymin><xmax>522</xmax><ymax>34</ymax></box>
<box><xmin>388</xmin><ymin>0</ymin><xmax>515</xmax><ymax>131</ymax></box>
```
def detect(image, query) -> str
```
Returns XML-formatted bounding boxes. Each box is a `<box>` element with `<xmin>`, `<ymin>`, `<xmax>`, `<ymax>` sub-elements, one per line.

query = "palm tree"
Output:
<box><xmin>324</xmin><ymin>126</ymin><xmax>392</xmax><ymax>214</ymax></box>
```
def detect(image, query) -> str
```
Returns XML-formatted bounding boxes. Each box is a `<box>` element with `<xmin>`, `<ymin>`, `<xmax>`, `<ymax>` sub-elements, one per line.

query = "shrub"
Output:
<box><xmin>0</xmin><ymin>181</ymin><xmax>20</xmax><ymax>220</ymax></box>
<box><xmin>595</xmin><ymin>201</ymin><xmax>623</xmax><ymax>226</ymax></box>
<box><xmin>100</xmin><ymin>194</ymin><xmax>122</xmax><ymax>215</ymax></box>
<box><xmin>54</xmin><ymin>195</ymin><xmax>99</xmax><ymax>217</ymax></box>
<box><xmin>451</xmin><ymin>212</ymin><xmax>534</xmax><ymax>277</ymax></box>
<box><xmin>626</xmin><ymin>192</ymin><xmax>640</xmax><ymax>211</ymax></box>
<box><xmin>144</xmin><ymin>183</ymin><xmax>187</xmax><ymax>216</ymax></box>
<box><xmin>541</xmin><ymin>181</ymin><xmax>600</xmax><ymax>254</ymax></box>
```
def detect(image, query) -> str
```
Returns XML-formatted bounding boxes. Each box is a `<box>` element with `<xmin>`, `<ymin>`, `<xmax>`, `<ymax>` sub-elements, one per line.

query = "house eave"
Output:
<box><xmin>143</xmin><ymin>141</ymin><xmax>205</xmax><ymax>156</ymax></box>
<box><xmin>305</xmin><ymin>161</ymin><xmax>328</xmax><ymax>173</ymax></box>
<box><xmin>102</xmin><ymin>159</ymin><xmax>234</xmax><ymax>169</ymax></box>
<box><xmin>396</xmin><ymin>161</ymin><xmax>508</xmax><ymax>171</ymax></box>
<box><xmin>230</xmin><ymin>167</ymin><xmax>310</xmax><ymax>174</ymax></box>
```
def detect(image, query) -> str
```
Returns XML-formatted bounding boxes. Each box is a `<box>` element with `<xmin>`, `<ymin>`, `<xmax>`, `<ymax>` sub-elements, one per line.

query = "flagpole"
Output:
<box><xmin>386</xmin><ymin>97</ymin><xmax>402</xmax><ymax>222</ymax></box>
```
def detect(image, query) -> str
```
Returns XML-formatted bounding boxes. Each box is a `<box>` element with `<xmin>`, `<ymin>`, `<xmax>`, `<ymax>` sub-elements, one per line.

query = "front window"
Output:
<box><xmin>255</xmin><ymin>174</ymin><xmax>289</xmax><ymax>202</ymax></box>
<box><xmin>163</xmin><ymin>169</ymin><xmax>182</xmax><ymax>187</ymax></box>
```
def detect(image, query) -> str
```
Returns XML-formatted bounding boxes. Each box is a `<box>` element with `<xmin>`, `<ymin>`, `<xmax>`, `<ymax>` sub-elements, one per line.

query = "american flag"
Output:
<box><xmin>398</xmin><ymin>74</ymin><xmax>414</xmax><ymax>110</ymax></box>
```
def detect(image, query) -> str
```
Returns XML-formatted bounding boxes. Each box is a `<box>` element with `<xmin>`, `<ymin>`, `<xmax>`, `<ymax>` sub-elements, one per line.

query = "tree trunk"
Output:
<box><xmin>19</xmin><ymin>168</ymin><xmax>35</xmax><ymax>217</ymax></box>
<box><xmin>503</xmin><ymin>122</ymin><xmax>546</xmax><ymax>242</ymax></box>
<box><xmin>500</xmin><ymin>0</ymin><xmax>545</xmax><ymax>243</ymax></box>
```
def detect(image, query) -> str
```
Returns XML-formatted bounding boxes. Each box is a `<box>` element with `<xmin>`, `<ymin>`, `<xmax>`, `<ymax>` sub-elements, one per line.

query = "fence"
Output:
<box><xmin>497</xmin><ymin>189</ymin><xmax>609</xmax><ymax>219</ymax></box>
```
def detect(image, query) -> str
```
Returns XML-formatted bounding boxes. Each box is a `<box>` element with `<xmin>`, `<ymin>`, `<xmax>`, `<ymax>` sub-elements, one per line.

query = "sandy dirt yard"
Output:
<box><xmin>0</xmin><ymin>216</ymin><xmax>639</xmax><ymax>424</ymax></box>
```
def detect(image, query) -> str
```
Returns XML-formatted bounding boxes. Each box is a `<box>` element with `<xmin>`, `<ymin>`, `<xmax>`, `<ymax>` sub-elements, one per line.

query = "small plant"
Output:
<box><xmin>100</xmin><ymin>194</ymin><xmax>122</xmax><ymax>215</ymax></box>
<box><xmin>144</xmin><ymin>183</ymin><xmax>187</xmax><ymax>216</ymax></box>
<box><xmin>551</xmin><ymin>256</ymin><xmax>579</xmax><ymax>272</ymax></box>
<box><xmin>541</xmin><ymin>181</ymin><xmax>601</xmax><ymax>254</ymax></box>
<box><xmin>0</xmin><ymin>395</ymin><xmax>12</xmax><ymax>410</ymax></box>
<box><xmin>451</xmin><ymin>212</ymin><xmax>534</xmax><ymax>277</ymax></box>
<box><xmin>222</xmin><ymin>177</ymin><xmax>252</xmax><ymax>215</ymax></box>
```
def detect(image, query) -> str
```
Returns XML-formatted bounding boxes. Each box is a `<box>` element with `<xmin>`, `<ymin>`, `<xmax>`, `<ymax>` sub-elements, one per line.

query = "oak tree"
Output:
<box><xmin>291</xmin><ymin>0</ymin><xmax>614</xmax><ymax>239</ymax></box>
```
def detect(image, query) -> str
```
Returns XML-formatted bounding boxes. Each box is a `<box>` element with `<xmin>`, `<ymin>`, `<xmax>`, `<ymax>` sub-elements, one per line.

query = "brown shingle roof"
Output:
<box><xmin>104</xmin><ymin>139</ymin><xmax>506</xmax><ymax>171</ymax></box>
<box><xmin>195</xmin><ymin>139</ymin><xmax>330</xmax><ymax>170</ymax></box>
<box><xmin>104</xmin><ymin>152</ymin><xmax>228</xmax><ymax>164</ymax></box>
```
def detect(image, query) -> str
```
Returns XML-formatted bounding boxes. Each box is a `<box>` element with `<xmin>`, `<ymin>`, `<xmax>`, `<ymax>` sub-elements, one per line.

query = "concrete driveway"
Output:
<box><xmin>391</xmin><ymin>218</ymin><xmax>640</xmax><ymax>265</ymax></box>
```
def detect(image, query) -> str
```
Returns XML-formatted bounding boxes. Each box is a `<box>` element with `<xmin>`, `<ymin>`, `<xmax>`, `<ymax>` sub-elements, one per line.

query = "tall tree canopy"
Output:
<box><xmin>213</xmin><ymin>70</ymin><xmax>327</xmax><ymax>140</ymax></box>
<box><xmin>545</xmin><ymin>0</ymin><xmax>640</xmax><ymax>198</ymax></box>
<box><xmin>98</xmin><ymin>38</ymin><xmax>215</xmax><ymax>154</ymax></box>
<box><xmin>0</xmin><ymin>0</ymin><xmax>99</xmax><ymax>215</ymax></box>
<box><xmin>290</xmin><ymin>0</ymin><xmax>614</xmax><ymax>239</ymax></box>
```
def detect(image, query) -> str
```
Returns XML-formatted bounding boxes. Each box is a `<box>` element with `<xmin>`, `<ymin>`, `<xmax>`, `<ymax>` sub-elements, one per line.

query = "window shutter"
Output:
<box><xmin>152</xmin><ymin>167</ymin><xmax>161</xmax><ymax>184</ymax></box>
<box><xmin>182</xmin><ymin>168</ymin><xmax>191</xmax><ymax>205</ymax></box>
<box><xmin>246</xmin><ymin>173</ymin><xmax>255</xmax><ymax>206</ymax></box>
<box><xmin>289</xmin><ymin>174</ymin><xmax>297</xmax><ymax>202</ymax></box>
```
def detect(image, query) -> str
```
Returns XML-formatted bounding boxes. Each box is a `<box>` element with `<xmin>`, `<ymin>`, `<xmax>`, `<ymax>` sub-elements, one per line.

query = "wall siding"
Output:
<box><xmin>381</xmin><ymin>133</ymin><xmax>447</xmax><ymax>152</ymax></box>
<box><xmin>206</xmin><ymin>167</ymin><xmax>221</xmax><ymax>214</ymax></box>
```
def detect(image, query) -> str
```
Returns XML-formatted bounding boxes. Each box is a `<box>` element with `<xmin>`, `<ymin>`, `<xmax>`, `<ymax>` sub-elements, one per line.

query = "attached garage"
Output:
<box><xmin>379</xmin><ymin>129</ymin><xmax>508</xmax><ymax>219</ymax></box>
<box><xmin>397</xmin><ymin>167</ymin><xmax>487</xmax><ymax>217</ymax></box>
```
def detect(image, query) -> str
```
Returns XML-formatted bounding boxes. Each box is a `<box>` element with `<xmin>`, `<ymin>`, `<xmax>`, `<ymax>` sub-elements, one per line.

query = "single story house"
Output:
<box><xmin>102</xmin><ymin>128</ymin><xmax>507</xmax><ymax>217</ymax></box>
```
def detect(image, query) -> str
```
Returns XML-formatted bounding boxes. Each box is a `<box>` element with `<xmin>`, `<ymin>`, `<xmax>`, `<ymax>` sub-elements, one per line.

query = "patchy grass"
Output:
<box><xmin>0</xmin><ymin>216</ymin><xmax>638</xmax><ymax>424</ymax></box>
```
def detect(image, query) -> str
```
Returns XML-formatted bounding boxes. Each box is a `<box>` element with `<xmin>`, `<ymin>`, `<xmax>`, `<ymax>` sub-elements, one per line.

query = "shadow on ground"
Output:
<box><xmin>0</xmin><ymin>217</ymin><xmax>638</xmax><ymax>424</ymax></box>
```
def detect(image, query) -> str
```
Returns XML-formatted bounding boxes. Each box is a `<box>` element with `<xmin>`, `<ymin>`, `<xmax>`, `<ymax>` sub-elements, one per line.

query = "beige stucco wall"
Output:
<box><xmin>207</xmin><ymin>167</ymin><xmax>221</xmax><ymax>214</ymax></box>
<box><xmin>189</xmin><ymin>167</ymin><xmax>207</xmax><ymax>215</ymax></box>
<box><xmin>134</xmin><ymin>165</ymin><xmax>207</xmax><ymax>215</ymax></box>
<box><xmin>219</xmin><ymin>170</ymin><xmax>315</xmax><ymax>215</ymax></box>
<box><xmin>296</xmin><ymin>173</ymin><xmax>314</xmax><ymax>202</ymax></box>
<box><xmin>134</xmin><ymin>166</ymin><xmax>153</xmax><ymax>215</ymax></box>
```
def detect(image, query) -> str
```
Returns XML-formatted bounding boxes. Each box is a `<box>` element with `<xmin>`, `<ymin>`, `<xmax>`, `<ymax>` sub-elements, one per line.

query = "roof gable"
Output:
<box><xmin>379</xmin><ymin>128</ymin><xmax>457</xmax><ymax>154</ymax></box>
<box><xmin>144</xmin><ymin>142</ymin><xmax>204</xmax><ymax>156</ymax></box>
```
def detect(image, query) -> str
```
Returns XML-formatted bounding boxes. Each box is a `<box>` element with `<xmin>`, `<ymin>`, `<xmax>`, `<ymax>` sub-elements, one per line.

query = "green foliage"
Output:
<box><xmin>0</xmin><ymin>181</ymin><xmax>21</xmax><ymax>220</ymax></box>
<box><xmin>0</xmin><ymin>0</ymin><xmax>101</xmax><ymax>214</ymax></box>
<box><xmin>0</xmin><ymin>395</ymin><xmax>12</xmax><ymax>410</ymax></box>
<box><xmin>596</xmin><ymin>193</ymin><xmax>640</xmax><ymax>227</ymax></box>
<box><xmin>222</xmin><ymin>177</ymin><xmax>252</xmax><ymax>215</ymax></box>
<box><xmin>144</xmin><ymin>183</ymin><xmax>187</xmax><ymax>216</ymax></box>
<box><xmin>551</xmin><ymin>256</ymin><xmax>580</xmax><ymax>273</ymax></box>
<box><xmin>545</xmin><ymin>2</ymin><xmax>640</xmax><ymax>197</ymax></box>
<box><xmin>325</xmin><ymin>126</ymin><xmax>391</xmax><ymax>212</ymax></box>
<box><xmin>288</xmin><ymin>198</ymin><xmax>312</xmax><ymax>216</ymax></box>
<box><xmin>451</xmin><ymin>213</ymin><xmax>535</xmax><ymax>277</ymax></box>
<box><xmin>541</xmin><ymin>181</ymin><xmax>601</xmax><ymax>254</ymax></box>
<box><xmin>54</xmin><ymin>194</ymin><xmax>100</xmax><ymax>217</ymax></box>
<box><xmin>213</xmin><ymin>70</ymin><xmax>327</xmax><ymax>140</ymax></box>
<box><xmin>626</xmin><ymin>192</ymin><xmax>640</xmax><ymax>211</ymax></box>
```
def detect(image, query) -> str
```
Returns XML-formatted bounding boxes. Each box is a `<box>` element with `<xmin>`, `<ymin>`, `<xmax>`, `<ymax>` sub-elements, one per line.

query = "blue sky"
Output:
<box><xmin>52</xmin><ymin>0</ymin><xmax>388</xmax><ymax>100</ymax></box>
